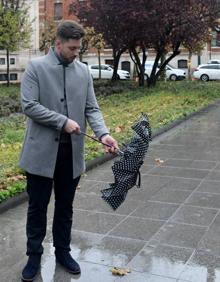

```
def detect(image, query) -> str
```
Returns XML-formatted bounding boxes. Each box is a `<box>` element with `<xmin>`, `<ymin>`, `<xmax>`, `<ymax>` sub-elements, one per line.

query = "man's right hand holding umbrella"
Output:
<box><xmin>64</xmin><ymin>118</ymin><xmax>118</xmax><ymax>154</ymax></box>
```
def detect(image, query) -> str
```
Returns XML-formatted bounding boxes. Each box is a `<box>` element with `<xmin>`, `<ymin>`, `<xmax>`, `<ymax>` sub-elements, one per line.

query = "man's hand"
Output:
<box><xmin>64</xmin><ymin>119</ymin><xmax>81</xmax><ymax>134</ymax></box>
<box><xmin>101</xmin><ymin>134</ymin><xmax>118</xmax><ymax>154</ymax></box>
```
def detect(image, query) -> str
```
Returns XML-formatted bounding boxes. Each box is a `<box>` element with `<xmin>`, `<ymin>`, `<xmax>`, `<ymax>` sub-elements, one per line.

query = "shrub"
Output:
<box><xmin>94</xmin><ymin>80</ymin><xmax>138</xmax><ymax>96</ymax></box>
<box><xmin>0</xmin><ymin>81</ymin><xmax>137</xmax><ymax>117</ymax></box>
<box><xmin>0</xmin><ymin>94</ymin><xmax>22</xmax><ymax>117</ymax></box>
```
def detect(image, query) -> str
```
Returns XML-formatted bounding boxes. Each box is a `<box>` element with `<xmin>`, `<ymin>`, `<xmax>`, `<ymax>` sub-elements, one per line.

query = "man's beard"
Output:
<box><xmin>66</xmin><ymin>56</ymin><xmax>76</xmax><ymax>63</ymax></box>
<box><xmin>60</xmin><ymin>52</ymin><xmax>76</xmax><ymax>64</ymax></box>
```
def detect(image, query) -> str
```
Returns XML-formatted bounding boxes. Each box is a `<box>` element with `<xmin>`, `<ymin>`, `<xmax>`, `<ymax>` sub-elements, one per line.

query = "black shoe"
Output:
<box><xmin>55</xmin><ymin>250</ymin><xmax>81</xmax><ymax>274</ymax></box>
<box><xmin>21</xmin><ymin>254</ymin><xmax>41</xmax><ymax>281</ymax></box>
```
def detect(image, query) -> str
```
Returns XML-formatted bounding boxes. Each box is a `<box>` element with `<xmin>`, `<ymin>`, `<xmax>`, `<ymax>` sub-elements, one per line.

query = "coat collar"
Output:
<box><xmin>46</xmin><ymin>47</ymin><xmax>76</xmax><ymax>68</ymax></box>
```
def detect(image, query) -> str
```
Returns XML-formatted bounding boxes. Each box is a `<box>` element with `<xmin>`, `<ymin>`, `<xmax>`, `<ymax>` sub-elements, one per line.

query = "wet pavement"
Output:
<box><xmin>2</xmin><ymin>103</ymin><xmax>220</xmax><ymax>281</ymax></box>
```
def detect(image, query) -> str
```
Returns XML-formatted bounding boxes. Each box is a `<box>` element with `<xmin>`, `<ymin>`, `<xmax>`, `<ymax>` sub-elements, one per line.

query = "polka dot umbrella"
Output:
<box><xmin>100</xmin><ymin>113</ymin><xmax>151</xmax><ymax>210</ymax></box>
<box><xmin>81</xmin><ymin>113</ymin><xmax>151</xmax><ymax>210</ymax></box>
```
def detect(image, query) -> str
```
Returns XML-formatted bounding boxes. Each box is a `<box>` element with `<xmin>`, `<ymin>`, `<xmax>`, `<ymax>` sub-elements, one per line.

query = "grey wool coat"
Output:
<box><xmin>19</xmin><ymin>48</ymin><xmax>109</xmax><ymax>179</ymax></box>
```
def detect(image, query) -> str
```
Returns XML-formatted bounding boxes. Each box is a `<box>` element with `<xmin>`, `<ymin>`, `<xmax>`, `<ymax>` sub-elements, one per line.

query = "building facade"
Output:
<box><xmin>37</xmin><ymin>0</ymin><xmax>220</xmax><ymax>77</ymax></box>
<box><xmin>1</xmin><ymin>0</ymin><xmax>220</xmax><ymax>83</ymax></box>
<box><xmin>0</xmin><ymin>0</ymin><xmax>40</xmax><ymax>83</ymax></box>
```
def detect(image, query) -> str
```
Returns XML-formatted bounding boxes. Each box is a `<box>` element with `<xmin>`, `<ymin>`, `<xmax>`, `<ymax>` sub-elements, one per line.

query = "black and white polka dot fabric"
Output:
<box><xmin>101</xmin><ymin>113</ymin><xmax>151</xmax><ymax>210</ymax></box>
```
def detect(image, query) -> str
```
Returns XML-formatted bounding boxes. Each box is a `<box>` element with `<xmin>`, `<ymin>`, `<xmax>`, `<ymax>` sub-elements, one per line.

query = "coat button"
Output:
<box><xmin>60</xmin><ymin>98</ymin><xmax>64</xmax><ymax>102</ymax></box>
<box><xmin>55</xmin><ymin>137</ymin><xmax>59</xmax><ymax>142</ymax></box>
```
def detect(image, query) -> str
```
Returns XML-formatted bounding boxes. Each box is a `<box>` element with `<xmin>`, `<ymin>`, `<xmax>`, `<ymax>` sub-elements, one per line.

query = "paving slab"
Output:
<box><xmin>2</xmin><ymin>102</ymin><xmax>220</xmax><ymax>281</ymax></box>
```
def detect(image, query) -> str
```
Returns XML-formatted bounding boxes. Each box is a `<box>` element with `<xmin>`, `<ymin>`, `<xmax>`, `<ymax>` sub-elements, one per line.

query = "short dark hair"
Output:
<box><xmin>56</xmin><ymin>20</ymin><xmax>85</xmax><ymax>41</ymax></box>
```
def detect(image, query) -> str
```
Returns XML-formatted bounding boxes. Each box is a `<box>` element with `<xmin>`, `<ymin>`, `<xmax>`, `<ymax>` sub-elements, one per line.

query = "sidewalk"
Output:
<box><xmin>2</xmin><ymin>103</ymin><xmax>220</xmax><ymax>281</ymax></box>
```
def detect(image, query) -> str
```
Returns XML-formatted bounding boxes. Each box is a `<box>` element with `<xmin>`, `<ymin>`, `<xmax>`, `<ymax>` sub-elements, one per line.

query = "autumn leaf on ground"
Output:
<box><xmin>5</xmin><ymin>172</ymin><xmax>16</xmax><ymax>177</ymax></box>
<box><xmin>110</xmin><ymin>267</ymin><xmax>131</xmax><ymax>276</ymax></box>
<box><xmin>13</xmin><ymin>143</ymin><xmax>22</xmax><ymax>150</ymax></box>
<box><xmin>7</xmin><ymin>174</ymin><xmax>26</xmax><ymax>182</ymax></box>
<box><xmin>115</xmin><ymin>126</ymin><xmax>123</xmax><ymax>133</ymax></box>
<box><xmin>155</xmin><ymin>158</ymin><xmax>165</xmax><ymax>165</ymax></box>
<box><xmin>0</xmin><ymin>181</ymin><xmax>7</xmax><ymax>190</ymax></box>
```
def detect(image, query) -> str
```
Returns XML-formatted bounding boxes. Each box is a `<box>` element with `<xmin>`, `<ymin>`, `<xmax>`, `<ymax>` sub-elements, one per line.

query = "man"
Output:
<box><xmin>20</xmin><ymin>20</ymin><xmax>118</xmax><ymax>282</ymax></box>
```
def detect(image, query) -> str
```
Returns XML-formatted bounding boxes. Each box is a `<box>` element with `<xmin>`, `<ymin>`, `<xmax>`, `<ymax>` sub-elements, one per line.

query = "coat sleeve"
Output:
<box><xmin>85</xmin><ymin>68</ymin><xmax>109</xmax><ymax>139</ymax></box>
<box><xmin>21</xmin><ymin>61</ymin><xmax>67</xmax><ymax>131</ymax></box>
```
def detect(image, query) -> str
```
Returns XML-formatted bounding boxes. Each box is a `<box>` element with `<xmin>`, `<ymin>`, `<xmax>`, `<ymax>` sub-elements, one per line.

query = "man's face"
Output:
<box><xmin>56</xmin><ymin>38</ymin><xmax>81</xmax><ymax>63</ymax></box>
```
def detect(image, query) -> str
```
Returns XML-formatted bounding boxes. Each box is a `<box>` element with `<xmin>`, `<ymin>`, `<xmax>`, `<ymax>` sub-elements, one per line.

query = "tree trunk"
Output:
<box><xmin>98</xmin><ymin>49</ymin><xmax>101</xmax><ymax>79</ymax></box>
<box><xmin>148</xmin><ymin>44</ymin><xmax>181</xmax><ymax>87</ymax></box>
<box><xmin>188</xmin><ymin>51</ymin><xmax>192</xmax><ymax>80</ymax></box>
<box><xmin>129</xmin><ymin>47</ymin><xmax>145</xmax><ymax>87</ymax></box>
<box><xmin>197</xmin><ymin>52</ymin><xmax>201</xmax><ymax>66</ymax></box>
<box><xmin>112</xmin><ymin>48</ymin><xmax>119</xmax><ymax>80</ymax></box>
<box><xmin>129</xmin><ymin>49</ymin><xmax>140</xmax><ymax>82</ymax></box>
<box><xmin>148</xmin><ymin>52</ymin><xmax>161</xmax><ymax>87</ymax></box>
<box><xmin>160</xmin><ymin>52</ymin><xmax>166</xmax><ymax>81</ymax></box>
<box><xmin>112</xmin><ymin>47</ymin><xmax>126</xmax><ymax>81</ymax></box>
<box><xmin>141</xmin><ymin>46</ymin><xmax>147</xmax><ymax>86</ymax></box>
<box><xmin>6</xmin><ymin>48</ymin><xmax>10</xmax><ymax>87</ymax></box>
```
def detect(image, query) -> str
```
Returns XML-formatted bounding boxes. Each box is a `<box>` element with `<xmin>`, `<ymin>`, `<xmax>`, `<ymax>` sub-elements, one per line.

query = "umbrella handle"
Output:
<box><xmin>80</xmin><ymin>131</ymin><xmax>123</xmax><ymax>155</ymax></box>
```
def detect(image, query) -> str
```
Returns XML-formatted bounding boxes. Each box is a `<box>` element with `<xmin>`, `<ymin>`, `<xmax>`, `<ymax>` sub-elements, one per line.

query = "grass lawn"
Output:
<box><xmin>1</xmin><ymin>80</ymin><xmax>220</xmax><ymax>202</ymax></box>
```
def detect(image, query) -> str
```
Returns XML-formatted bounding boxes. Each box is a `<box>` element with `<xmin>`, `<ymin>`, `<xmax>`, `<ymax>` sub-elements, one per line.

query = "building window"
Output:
<box><xmin>0</xmin><ymin>74</ymin><xmax>7</xmax><ymax>81</ymax></box>
<box><xmin>178</xmin><ymin>60</ymin><xmax>188</xmax><ymax>69</ymax></box>
<box><xmin>10</xmin><ymin>73</ymin><xmax>18</xmax><ymax>80</ymax></box>
<box><xmin>10</xmin><ymin>58</ymin><xmax>15</xmax><ymax>65</ymax></box>
<box><xmin>105</xmin><ymin>59</ymin><xmax>114</xmax><ymax>67</ymax></box>
<box><xmin>121</xmin><ymin>61</ymin><xmax>131</xmax><ymax>72</ymax></box>
<box><xmin>0</xmin><ymin>58</ymin><xmax>5</xmax><ymax>65</ymax></box>
<box><xmin>54</xmin><ymin>3</ymin><xmax>63</xmax><ymax>21</ymax></box>
<box><xmin>211</xmin><ymin>31</ymin><xmax>220</xmax><ymax>47</ymax></box>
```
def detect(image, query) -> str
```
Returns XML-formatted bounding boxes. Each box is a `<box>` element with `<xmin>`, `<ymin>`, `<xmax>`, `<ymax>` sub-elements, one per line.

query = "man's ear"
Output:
<box><xmin>55</xmin><ymin>39</ymin><xmax>62</xmax><ymax>52</ymax></box>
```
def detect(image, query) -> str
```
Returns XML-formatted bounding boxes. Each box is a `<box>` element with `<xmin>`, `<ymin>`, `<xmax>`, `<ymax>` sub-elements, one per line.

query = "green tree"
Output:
<box><xmin>0</xmin><ymin>0</ymin><xmax>32</xmax><ymax>86</ymax></box>
<box><xmin>79</xmin><ymin>27</ymin><xmax>105</xmax><ymax>78</ymax></box>
<box><xmin>85</xmin><ymin>27</ymin><xmax>105</xmax><ymax>79</ymax></box>
<box><xmin>39</xmin><ymin>17</ymin><xmax>57</xmax><ymax>53</ymax></box>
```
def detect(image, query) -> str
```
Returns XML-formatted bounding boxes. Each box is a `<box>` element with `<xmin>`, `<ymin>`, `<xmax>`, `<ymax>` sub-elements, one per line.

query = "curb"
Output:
<box><xmin>0</xmin><ymin>191</ymin><xmax>28</xmax><ymax>214</ymax></box>
<box><xmin>151</xmin><ymin>99</ymin><xmax>220</xmax><ymax>139</ymax></box>
<box><xmin>1</xmin><ymin>99</ymin><xmax>220</xmax><ymax>214</ymax></box>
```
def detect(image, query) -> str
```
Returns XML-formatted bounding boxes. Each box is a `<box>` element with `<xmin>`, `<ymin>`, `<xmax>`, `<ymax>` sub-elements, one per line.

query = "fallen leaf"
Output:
<box><xmin>0</xmin><ymin>182</ymin><xmax>7</xmax><ymax>190</ymax></box>
<box><xmin>7</xmin><ymin>174</ymin><xmax>26</xmax><ymax>182</ymax></box>
<box><xmin>13</xmin><ymin>143</ymin><xmax>22</xmax><ymax>150</ymax></box>
<box><xmin>110</xmin><ymin>267</ymin><xmax>131</xmax><ymax>276</ymax></box>
<box><xmin>6</xmin><ymin>172</ymin><xmax>13</xmax><ymax>177</ymax></box>
<box><xmin>115</xmin><ymin>126</ymin><xmax>122</xmax><ymax>133</ymax></box>
<box><xmin>76</xmin><ymin>185</ymin><xmax>80</xmax><ymax>190</ymax></box>
<box><xmin>155</xmin><ymin>158</ymin><xmax>164</xmax><ymax>165</ymax></box>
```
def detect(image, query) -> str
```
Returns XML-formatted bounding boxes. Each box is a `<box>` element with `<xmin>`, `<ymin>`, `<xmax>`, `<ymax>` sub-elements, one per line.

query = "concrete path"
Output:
<box><xmin>2</xmin><ymin>103</ymin><xmax>220</xmax><ymax>281</ymax></box>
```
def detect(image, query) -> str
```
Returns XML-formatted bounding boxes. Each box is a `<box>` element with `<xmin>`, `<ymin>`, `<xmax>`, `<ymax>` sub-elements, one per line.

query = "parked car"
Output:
<box><xmin>166</xmin><ymin>65</ymin><xmax>186</xmax><ymax>81</ymax></box>
<box><xmin>208</xmin><ymin>59</ymin><xmax>220</xmax><ymax>64</ymax></box>
<box><xmin>88</xmin><ymin>64</ymin><xmax>130</xmax><ymax>80</ymax></box>
<box><xmin>144</xmin><ymin>61</ymin><xmax>186</xmax><ymax>81</ymax></box>
<box><xmin>193</xmin><ymin>64</ymin><xmax>220</xmax><ymax>81</ymax></box>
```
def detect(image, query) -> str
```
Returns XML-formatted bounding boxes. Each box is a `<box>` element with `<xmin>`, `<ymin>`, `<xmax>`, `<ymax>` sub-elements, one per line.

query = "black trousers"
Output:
<box><xmin>26</xmin><ymin>142</ymin><xmax>80</xmax><ymax>256</ymax></box>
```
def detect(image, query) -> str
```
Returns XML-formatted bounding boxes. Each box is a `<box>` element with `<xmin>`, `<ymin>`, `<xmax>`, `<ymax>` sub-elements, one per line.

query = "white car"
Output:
<box><xmin>208</xmin><ymin>59</ymin><xmax>220</xmax><ymax>64</ymax></box>
<box><xmin>193</xmin><ymin>64</ymin><xmax>220</xmax><ymax>81</ymax></box>
<box><xmin>88</xmin><ymin>64</ymin><xmax>130</xmax><ymax>80</ymax></box>
<box><xmin>144</xmin><ymin>61</ymin><xmax>186</xmax><ymax>81</ymax></box>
